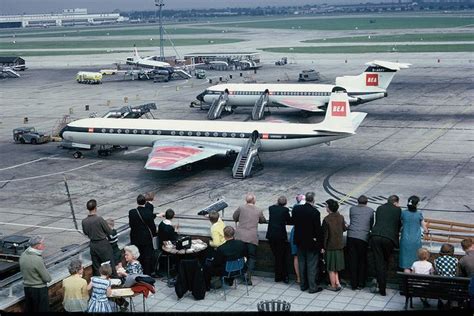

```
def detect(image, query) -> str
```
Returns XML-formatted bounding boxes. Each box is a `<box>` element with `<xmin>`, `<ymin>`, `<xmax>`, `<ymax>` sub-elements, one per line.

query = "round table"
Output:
<box><xmin>162</xmin><ymin>238</ymin><xmax>208</xmax><ymax>255</ymax></box>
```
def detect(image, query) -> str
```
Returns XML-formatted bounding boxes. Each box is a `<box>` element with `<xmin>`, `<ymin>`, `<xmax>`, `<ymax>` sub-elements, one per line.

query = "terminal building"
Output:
<box><xmin>0</xmin><ymin>8</ymin><xmax>128</xmax><ymax>28</ymax></box>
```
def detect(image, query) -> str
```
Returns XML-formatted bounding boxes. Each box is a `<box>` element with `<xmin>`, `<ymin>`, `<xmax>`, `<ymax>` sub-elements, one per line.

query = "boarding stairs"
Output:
<box><xmin>172</xmin><ymin>69</ymin><xmax>192</xmax><ymax>80</ymax></box>
<box><xmin>207</xmin><ymin>93</ymin><xmax>228</xmax><ymax>120</ymax></box>
<box><xmin>232</xmin><ymin>131</ymin><xmax>261</xmax><ymax>179</ymax></box>
<box><xmin>102</xmin><ymin>103</ymin><xmax>157</xmax><ymax>119</ymax></box>
<box><xmin>251</xmin><ymin>93</ymin><xmax>269</xmax><ymax>120</ymax></box>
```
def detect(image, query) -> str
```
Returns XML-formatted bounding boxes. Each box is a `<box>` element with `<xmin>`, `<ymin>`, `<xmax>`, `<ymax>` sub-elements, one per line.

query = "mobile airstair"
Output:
<box><xmin>207</xmin><ymin>93</ymin><xmax>228</xmax><ymax>120</ymax></box>
<box><xmin>232</xmin><ymin>131</ymin><xmax>261</xmax><ymax>179</ymax></box>
<box><xmin>251</xmin><ymin>92</ymin><xmax>269</xmax><ymax>120</ymax></box>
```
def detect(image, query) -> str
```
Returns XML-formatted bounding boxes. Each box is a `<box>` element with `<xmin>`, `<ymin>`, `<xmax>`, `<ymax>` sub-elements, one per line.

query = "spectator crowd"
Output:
<box><xmin>17</xmin><ymin>191</ymin><xmax>474</xmax><ymax>312</ymax></box>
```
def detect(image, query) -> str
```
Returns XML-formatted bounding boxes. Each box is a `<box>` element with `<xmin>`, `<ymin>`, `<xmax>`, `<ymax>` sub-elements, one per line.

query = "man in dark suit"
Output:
<box><xmin>292</xmin><ymin>192</ymin><xmax>323</xmax><ymax>293</ymax></box>
<box><xmin>205</xmin><ymin>226</ymin><xmax>247</xmax><ymax>289</ymax></box>
<box><xmin>266</xmin><ymin>195</ymin><xmax>292</xmax><ymax>283</ymax></box>
<box><xmin>368</xmin><ymin>195</ymin><xmax>401</xmax><ymax>296</ymax></box>
<box><xmin>129</xmin><ymin>194</ymin><xmax>157</xmax><ymax>275</ymax></box>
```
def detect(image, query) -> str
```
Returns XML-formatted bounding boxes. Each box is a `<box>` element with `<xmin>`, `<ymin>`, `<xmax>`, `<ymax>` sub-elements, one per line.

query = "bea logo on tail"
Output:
<box><xmin>366</xmin><ymin>73</ymin><xmax>379</xmax><ymax>86</ymax></box>
<box><xmin>331</xmin><ymin>101</ymin><xmax>347</xmax><ymax>117</ymax></box>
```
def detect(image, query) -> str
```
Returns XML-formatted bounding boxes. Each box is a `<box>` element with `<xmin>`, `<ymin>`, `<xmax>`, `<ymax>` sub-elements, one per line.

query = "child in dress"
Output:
<box><xmin>411</xmin><ymin>248</ymin><xmax>434</xmax><ymax>307</ymax></box>
<box><xmin>87</xmin><ymin>263</ymin><xmax>113</xmax><ymax>313</ymax></box>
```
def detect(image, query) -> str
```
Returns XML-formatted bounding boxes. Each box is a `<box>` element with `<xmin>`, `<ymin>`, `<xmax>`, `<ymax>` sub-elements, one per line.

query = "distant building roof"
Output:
<box><xmin>0</xmin><ymin>56</ymin><xmax>24</xmax><ymax>63</ymax></box>
<box><xmin>184</xmin><ymin>52</ymin><xmax>259</xmax><ymax>57</ymax></box>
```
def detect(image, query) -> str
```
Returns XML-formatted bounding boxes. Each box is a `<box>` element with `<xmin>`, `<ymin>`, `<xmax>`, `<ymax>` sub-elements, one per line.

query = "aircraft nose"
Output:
<box><xmin>59</xmin><ymin>125</ymin><xmax>68</xmax><ymax>139</ymax></box>
<box><xmin>196</xmin><ymin>91</ymin><xmax>206</xmax><ymax>102</ymax></box>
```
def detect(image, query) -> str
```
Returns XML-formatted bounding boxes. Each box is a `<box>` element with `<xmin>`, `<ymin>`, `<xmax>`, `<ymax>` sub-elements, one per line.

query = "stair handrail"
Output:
<box><xmin>252</xmin><ymin>93</ymin><xmax>267</xmax><ymax>120</ymax></box>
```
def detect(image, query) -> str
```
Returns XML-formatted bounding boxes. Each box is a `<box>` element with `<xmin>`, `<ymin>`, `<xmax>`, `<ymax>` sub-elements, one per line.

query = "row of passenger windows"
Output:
<box><xmin>208</xmin><ymin>91</ymin><xmax>330</xmax><ymax>96</ymax></box>
<box><xmin>99</xmin><ymin>128</ymin><xmax>249</xmax><ymax>138</ymax></box>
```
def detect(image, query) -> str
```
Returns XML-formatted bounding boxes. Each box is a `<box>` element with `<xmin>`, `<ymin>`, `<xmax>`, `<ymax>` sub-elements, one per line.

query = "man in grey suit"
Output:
<box><xmin>233</xmin><ymin>193</ymin><xmax>267</xmax><ymax>285</ymax></box>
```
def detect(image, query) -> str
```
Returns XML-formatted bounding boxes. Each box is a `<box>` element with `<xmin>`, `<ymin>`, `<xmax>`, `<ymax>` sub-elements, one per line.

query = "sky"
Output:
<box><xmin>0</xmin><ymin>0</ymin><xmax>373</xmax><ymax>15</ymax></box>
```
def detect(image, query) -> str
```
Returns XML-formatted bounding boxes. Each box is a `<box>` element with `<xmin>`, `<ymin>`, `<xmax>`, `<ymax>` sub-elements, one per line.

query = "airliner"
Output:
<box><xmin>125</xmin><ymin>47</ymin><xmax>192</xmax><ymax>80</ymax></box>
<box><xmin>196</xmin><ymin>60</ymin><xmax>410</xmax><ymax>119</ymax></box>
<box><xmin>126</xmin><ymin>47</ymin><xmax>173</xmax><ymax>70</ymax></box>
<box><xmin>60</xmin><ymin>90</ymin><xmax>366</xmax><ymax>176</ymax></box>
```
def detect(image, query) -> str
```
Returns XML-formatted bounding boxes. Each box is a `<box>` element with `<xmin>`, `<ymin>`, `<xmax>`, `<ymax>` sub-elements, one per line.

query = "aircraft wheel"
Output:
<box><xmin>73</xmin><ymin>151</ymin><xmax>83</xmax><ymax>159</ymax></box>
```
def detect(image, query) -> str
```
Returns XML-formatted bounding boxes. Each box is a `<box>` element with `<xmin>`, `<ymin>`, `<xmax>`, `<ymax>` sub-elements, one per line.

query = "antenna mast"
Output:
<box><xmin>155</xmin><ymin>0</ymin><xmax>165</xmax><ymax>61</ymax></box>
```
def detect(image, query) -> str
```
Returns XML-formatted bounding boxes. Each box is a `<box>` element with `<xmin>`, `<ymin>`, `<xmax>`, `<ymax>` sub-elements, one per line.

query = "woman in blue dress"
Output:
<box><xmin>87</xmin><ymin>263</ymin><xmax>113</xmax><ymax>313</ymax></box>
<box><xmin>399</xmin><ymin>196</ymin><xmax>428</xmax><ymax>272</ymax></box>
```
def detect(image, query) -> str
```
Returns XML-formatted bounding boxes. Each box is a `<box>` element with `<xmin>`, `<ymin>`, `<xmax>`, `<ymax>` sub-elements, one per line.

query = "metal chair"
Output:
<box><xmin>257</xmin><ymin>299</ymin><xmax>291</xmax><ymax>312</ymax></box>
<box><xmin>154</xmin><ymin>239</ymin><xmax>174</xmax><ymax>287</ymax></box>
<box><xmin>221</xmin><ymin>257</ymin><xmax>249</xmax><ymax>300</ymax></box>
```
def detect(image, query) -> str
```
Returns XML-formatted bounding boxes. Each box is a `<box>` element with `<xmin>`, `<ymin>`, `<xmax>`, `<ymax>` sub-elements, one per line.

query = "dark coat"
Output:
<box><xmin>214</xmin><ymin>239</ymin><xmax>247</xmax><ymax>274</ymax></box>
<box><xmin>292</xmin><ymin>202</ymin><xmax>323</xmax><ymax>251</ymax></box>
<box><xmin>370</xmin><ymin>202</ymin><xmax>402</xmax><ymax>248</ymax></box>
<box><xmin>157</xmin><ymin>222</ymin><xmax>179</xmax><ymax>248</ymax></box>
<box><xmin>266</xmin><ymin>205</ymin><xmax>292</xmax><ymax>241</ymax></box>
<box><xmin>175</xmin><ymin>259</ymin><xmax>206</xmax><ymax>300</ymax></box>
<box><xmin>129</xmin><ymin>206</ymin><xmax>157</xmax><ymax>246</ymax></box>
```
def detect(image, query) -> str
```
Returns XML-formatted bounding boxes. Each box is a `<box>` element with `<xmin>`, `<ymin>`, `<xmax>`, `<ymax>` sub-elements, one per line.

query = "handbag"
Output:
<box><xmin>135</xmin><ymin>209</ymin><xmax>158</xmax><ymax>250</ymax></box>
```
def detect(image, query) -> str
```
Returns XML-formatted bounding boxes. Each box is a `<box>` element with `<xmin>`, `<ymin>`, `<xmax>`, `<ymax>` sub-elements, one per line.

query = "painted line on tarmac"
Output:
<box><xmin>0</xmin><ymin>221</ymin><xmax>80</xmax><ymax>232</ymax></box>
<box><xmin>0</xmin><ymin>155</ymin><xmax>58</xmax><ymax>172</ymax></box>
<box><xmin>123</xmin><ymin>147</ymin><xmax>148</xmax><ymax>155</ymax></box>
<box><xmin>0</xmin><ymin>161</ymin><xmax>101</xmax><ymax>183</ymax></box>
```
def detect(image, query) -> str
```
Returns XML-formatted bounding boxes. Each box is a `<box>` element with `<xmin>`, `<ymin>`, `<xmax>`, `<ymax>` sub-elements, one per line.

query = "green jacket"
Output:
<box><xmin>370</xmin><ymin>202</ymin><xmax>402</xmax><ymax>248</ymax></box>
<box><xmin>19</xmin><ymin>247</ymin><xmax>52</xmax><ymax>288</ymax></box>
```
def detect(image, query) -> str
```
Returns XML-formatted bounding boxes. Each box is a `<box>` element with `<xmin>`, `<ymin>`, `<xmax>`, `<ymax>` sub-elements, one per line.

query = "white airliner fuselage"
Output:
<box><xmin>197</xmin><ymin>60</ymin><xmax>410</xmax><ymax>115</ymax></box>
<box><xmin>62</xmin><ymin>118</ymin><xmax>353</xmax><ymax>152</ymax></box>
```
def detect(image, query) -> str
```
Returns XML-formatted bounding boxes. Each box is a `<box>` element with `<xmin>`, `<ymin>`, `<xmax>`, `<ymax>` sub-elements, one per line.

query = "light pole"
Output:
<box><xmin>155</xmin><ymin>0</ymin><xmax>165</xmax><ymax>61</ymax></box>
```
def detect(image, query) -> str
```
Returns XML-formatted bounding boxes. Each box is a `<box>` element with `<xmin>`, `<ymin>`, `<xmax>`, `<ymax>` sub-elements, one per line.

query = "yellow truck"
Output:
<box><xmin>76</xmin><ymin>71</ymin><xmax>103</xmax><ymax>84</ymax></box>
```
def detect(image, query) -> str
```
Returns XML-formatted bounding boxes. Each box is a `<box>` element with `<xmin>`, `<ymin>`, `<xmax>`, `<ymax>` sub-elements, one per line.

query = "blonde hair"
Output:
<box><xmin>417</xmin><ymin>248</ymin><xmax>430</xmax><ymax>261</ymax></box>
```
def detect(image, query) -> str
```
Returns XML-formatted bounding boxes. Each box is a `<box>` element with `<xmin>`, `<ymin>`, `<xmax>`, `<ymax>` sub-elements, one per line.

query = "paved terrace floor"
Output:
<box><xmin>129</xmin><ymin>274</ymin><xmax>437</xmax><ymax>312</ymax></box>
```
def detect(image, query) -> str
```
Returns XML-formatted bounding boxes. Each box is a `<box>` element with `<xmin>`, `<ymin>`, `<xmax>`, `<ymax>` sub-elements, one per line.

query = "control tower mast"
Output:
<box><xmin>154</xmin><ymin>0</ymin><xmax>165</xmax><ymax>61</ymax></box>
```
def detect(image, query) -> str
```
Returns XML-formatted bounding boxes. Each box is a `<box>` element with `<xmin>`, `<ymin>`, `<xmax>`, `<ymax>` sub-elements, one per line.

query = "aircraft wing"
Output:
<box><xmin>273</xmin><ymin>99</ymin><xmax>326</xmax><ymax>112</ymax></box>
<box><xmin>145</xmin><ymin>140</ymin><xmax>241</xmax><ymax>171</ymax></box>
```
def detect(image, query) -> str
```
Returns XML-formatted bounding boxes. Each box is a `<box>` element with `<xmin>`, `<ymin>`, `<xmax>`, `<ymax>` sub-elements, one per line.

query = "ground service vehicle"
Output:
<box><xmin>275</xmin><ymin>57</ymin><xmax>287</xmax><ymax>66</ymax></box>
<box><xmin>13</xmin><ymin>127</ymin><xmax>50</xmax><ymax>144</ymax></box>
<box><xmin>195</xmin><ymin>69</ymin><xmax>207</xmax><ymax>79</ymax></box>
<box><xmin>76</xmin><ymin>71</ymin><xmax>103</xmax><ymax>84</ymax></box>
<box><xmin>298</xmin><ymin>69</ymin><xmax>320</xmax><ymax>82</ymax></box>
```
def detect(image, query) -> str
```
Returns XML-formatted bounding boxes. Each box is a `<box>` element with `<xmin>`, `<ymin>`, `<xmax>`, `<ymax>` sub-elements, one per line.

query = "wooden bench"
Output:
<box><xmin>397</xmin><ymin>272</ymin><xmax>471</xmax><ymax>310</ymax></box>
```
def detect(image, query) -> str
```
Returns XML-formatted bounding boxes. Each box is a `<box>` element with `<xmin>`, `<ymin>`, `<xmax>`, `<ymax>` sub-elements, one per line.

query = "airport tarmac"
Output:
<box><xmin>0</xmin><ymin>26</ymin><xmax>473</xmax><ymax>257</ymax></box>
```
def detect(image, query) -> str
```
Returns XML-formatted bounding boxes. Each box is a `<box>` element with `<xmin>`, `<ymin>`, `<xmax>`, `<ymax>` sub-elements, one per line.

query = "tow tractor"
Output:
<box><xmin>13</xmin><ymin>127</ymin><xmax>50</xmax><ymax>144</ymax></box>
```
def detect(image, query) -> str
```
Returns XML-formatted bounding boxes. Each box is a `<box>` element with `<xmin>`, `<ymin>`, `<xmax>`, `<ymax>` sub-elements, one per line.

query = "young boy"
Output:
<box><xmin>106</xmin><ymin>218</ymin><xmax>122</xmax><ymax>265</ymax></box>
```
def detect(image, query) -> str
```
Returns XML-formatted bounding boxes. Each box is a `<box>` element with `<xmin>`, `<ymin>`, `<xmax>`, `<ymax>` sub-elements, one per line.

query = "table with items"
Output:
<box><xmin>161</xmin><ymin>238</ymin><xmax>208</xmax><ymax>255</ymax></box>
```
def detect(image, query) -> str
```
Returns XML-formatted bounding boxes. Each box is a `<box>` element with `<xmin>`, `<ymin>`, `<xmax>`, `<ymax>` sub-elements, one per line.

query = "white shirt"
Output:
<box><xmin>411</xmin><ymin>260</ymin><xmax>433</xmax><ymax>275</ymax></box>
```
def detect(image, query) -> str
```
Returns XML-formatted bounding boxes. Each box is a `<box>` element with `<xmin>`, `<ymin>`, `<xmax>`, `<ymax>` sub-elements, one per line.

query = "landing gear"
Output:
<box><xmin>73</xmin><ymin>151</ymin><xmax>83</xmax><ymax>159</ymax></box>
<box><xmin>98</xmin><ymin>148</ymin><xmax>111</xmax><ymax>157</ymax></box>
<box><xmin>98</xmin><ymin>145</ymin><xmax>128</xmax><ymax>157</ymax></box>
